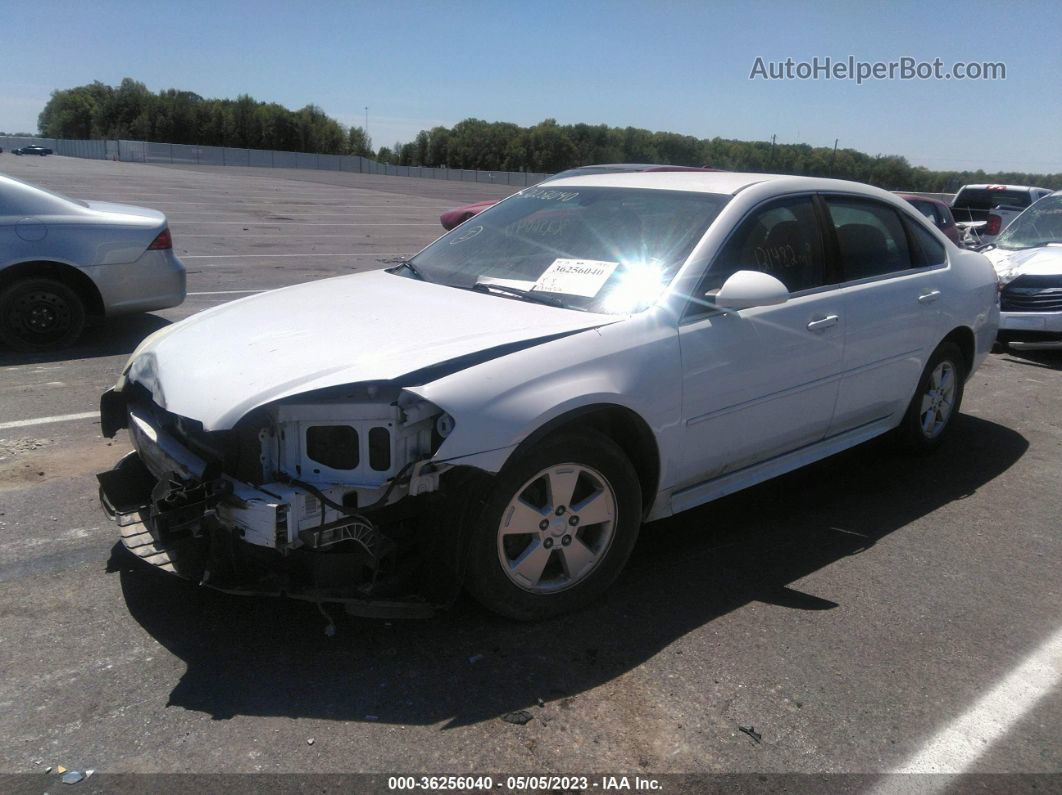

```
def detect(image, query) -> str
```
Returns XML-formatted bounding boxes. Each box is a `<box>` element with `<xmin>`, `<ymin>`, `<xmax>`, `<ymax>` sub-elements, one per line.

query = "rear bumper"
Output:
<box><xmin>999</xmin><ymin>310</ymin><xmax>1062</xmax><ymax>337</ymax></box>
<box><xmin>95</xmin><ymin>249</ymin><xmax>187</xmax><ymax>316</ymax></box>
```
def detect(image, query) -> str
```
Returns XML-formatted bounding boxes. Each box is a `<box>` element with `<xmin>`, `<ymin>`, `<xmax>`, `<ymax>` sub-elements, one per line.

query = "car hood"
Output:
<box><xmin>123</xmin><ymin>269</ymin><xmax>617</xmax><ymax>430</ymax></box>
<box><xmin>984</xmin><ymin>245</ymin><xmax>1062</xmax><ymax>283</ymax></box>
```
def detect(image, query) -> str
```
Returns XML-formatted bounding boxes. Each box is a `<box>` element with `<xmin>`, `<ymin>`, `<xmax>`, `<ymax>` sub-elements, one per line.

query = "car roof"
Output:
<box><xmin>897</xmin><ymin>193</ymin><xmax>948</xmax><ymax>206</ymax></box>
<box><xmin>543</xmin><ymin>170</ymin><xmax>898</xmax><ymax>199</ymax></box>
<box><xmin>575</xmin><ymin>163</ymin><xmax>713</xmax><ymax>171</ymax></box>
<box><xmin>958</xmin><ymin>184</ymin><xmax>1049</xmax><ymax>192</ymax></box>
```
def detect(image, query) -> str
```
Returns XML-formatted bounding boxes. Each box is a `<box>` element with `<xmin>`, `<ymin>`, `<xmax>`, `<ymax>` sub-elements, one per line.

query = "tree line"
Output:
<box><xmin>37</xmin><ymin>79</ymin><xmax>372</xmax><ymax>157</ymax></box>
<box><xmin>36</xmin><ymin>79</ymin><xmax>1060</xmax><ymax>192</ymax></box>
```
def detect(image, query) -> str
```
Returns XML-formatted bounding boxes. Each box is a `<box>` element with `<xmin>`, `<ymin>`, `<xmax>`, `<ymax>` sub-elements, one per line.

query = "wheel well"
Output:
<box><xmin>941</xmin><ymin>326</ymin><xmax>975</xmax><ymax>378</ymax></box>
<box><xmin>513</xmin><ymin>404</ymin><xmax>661</xmax><ymax>517</ymax></box>
<box><xmin>0</xmin><ymin>261</ymin><xmax>104</xmax><ymax>317</ymax></box>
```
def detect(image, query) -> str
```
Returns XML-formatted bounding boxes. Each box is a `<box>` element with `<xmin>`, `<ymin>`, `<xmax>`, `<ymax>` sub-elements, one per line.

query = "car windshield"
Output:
<box><xmin>994</xmin><ymin>195</ymin><xmax>1062</xmax><ymax>250</ymax></box>
<box><xmin>407</xmin><ymin>186</ymin><xmax>729</xmax><ymax>313</ymax></box>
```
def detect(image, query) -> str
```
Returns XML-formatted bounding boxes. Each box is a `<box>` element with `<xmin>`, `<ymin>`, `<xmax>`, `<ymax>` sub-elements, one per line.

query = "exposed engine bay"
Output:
<box><xmin>97</xmin><ymin>381</ymin><xmax>482</xmax><ymax>617</ymax></box>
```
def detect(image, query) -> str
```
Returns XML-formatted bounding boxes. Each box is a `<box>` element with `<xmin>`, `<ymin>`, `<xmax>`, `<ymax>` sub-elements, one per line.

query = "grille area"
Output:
<box><xmin>1001</xmin><ymin>275</ymin><xmax>1062</xmax><ymax>313</ymax></box>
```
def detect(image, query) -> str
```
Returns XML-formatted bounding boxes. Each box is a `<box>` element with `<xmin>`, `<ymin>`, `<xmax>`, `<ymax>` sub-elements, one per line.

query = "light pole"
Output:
<box><xmin>364</xmin><ymin>106</ymin><xmax>369</xmax><ymax>138</ymax></box>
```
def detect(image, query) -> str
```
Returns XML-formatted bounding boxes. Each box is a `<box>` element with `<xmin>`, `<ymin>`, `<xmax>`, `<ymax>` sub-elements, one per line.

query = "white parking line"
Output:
<box><xmin>89</xmin><ymin>196</ymin><xmax>456</xmax><ymax>204</ymax></box>
<box><xmin>187</xmin><ymin>289</ymin><xmax>267</xmax><ymax>295</ymax></box>
<box><xmin>177</xmin><ymin>234</ymin><xmax>410</xmax><ymax>239</ymax></box>
<box><xmin>0</xmin><ymin>381</ymin><xmax>66</xmax><ymax>392</ymax></box>
<box><xmin>143</xmin><ymin>203</ymin><xmax>453</xmax><ymax>209</ymax></box>
<box><xmin>166</xmin><ymin>209</ymin><xmax>447</xmax><ymax>215</ymax></box>
<box><xmin>182</xmin><ymin>252</ymin><xmax>407</xmax><ymax>259</ymax></box>
<box><xmin>0</xmin><ymin>411</ymin><xmax>98</xmax><ymax>430</ymax></box>
<box><xmin>875</xmin><ymin>624</ymin><xmax>1062</xmax><ymax>786</ymax></box>
<box><xmin>172</xmin><ymin>219</ymin><xmax>437</xmax><ymax>226</ymax></box>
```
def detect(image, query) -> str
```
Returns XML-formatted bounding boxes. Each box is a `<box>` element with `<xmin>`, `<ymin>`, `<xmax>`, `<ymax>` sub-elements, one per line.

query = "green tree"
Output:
<box><xmin>347</xmin><ymin>125</ymin><xmax>373</xmax><ymax>157</ymax></box>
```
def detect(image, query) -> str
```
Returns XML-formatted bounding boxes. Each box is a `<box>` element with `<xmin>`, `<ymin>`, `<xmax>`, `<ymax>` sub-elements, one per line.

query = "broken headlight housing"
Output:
<box><xmin>262</xmin><ymin>386</ymin><xmax>453</xmax><ymax>490</ymax></box>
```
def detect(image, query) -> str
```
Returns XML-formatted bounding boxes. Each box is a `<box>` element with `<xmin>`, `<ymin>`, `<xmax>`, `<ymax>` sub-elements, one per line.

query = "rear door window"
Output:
<box><xmin>824</xmin><ymin>197</ymin><xmax>915</xmax><ymax>280</ymax></box>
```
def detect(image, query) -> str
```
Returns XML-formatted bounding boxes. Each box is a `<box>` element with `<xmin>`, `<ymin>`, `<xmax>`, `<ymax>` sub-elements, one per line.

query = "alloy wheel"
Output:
<box><xmin>497</xmin><ymin>463</ymin><xmax>617</xmax><ymax>594</ymax></box>
<box><xmin>920</xmin><ymin>360</ymin><xmax>956</xmax><ymax>438</ymax></box>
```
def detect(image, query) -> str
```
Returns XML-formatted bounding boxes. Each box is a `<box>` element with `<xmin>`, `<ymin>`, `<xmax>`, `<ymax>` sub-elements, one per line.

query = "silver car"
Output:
<box><xmin>0</xmin><ymin>174</ymin><xmax>186</xmax><ymax>351</ymax></box>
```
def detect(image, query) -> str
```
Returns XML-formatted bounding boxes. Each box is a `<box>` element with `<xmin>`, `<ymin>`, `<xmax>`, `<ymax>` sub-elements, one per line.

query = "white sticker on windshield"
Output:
<box><xmin>533</xmin><ymin>258</ymin><xmax>618</xmax><ymax>297</ymax></box>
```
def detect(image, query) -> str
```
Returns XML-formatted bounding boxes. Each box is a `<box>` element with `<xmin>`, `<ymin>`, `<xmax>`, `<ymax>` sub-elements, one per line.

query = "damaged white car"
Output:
<box><xmin>97</xmin><ymin>172</ymin><xmax>999</xmax><ymax>619</ymax></box>
<box><xmin>982</xmin><ymin>191</ymin><xmax>1062</xmax><ymax>349</ymax></box>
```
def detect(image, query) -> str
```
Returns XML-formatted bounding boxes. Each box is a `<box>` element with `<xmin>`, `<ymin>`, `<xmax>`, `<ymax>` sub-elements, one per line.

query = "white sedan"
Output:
<box><xmin>97</xmin><ymin>172</ymin><xmax>999</xmax><ymax>620</ymax></box>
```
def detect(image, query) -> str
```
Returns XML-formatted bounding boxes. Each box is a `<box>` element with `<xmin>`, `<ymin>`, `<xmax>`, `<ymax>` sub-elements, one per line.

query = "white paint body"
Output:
<box><xmin>118</xmin><ymin>172</ymin><xmax>999</xmax><ymax>527</ymax></box>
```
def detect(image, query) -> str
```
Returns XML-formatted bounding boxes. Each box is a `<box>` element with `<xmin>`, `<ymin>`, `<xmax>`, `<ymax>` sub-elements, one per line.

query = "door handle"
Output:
<box><xmin>918</xmin><ymin>289</ymin><xmax>942</xmax><ymax>304</ymax></box>
<box><xmin>807</xmin><ymin>314</ymin><xmax>840</xmax><ymax>332</ymax></box>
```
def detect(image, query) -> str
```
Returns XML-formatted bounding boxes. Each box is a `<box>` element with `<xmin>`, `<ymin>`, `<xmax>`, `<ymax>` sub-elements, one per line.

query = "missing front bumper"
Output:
<box><xmin>98</xmin><ymin>452</ymin><xmax>459</xmax><ymax>617</ymax></box>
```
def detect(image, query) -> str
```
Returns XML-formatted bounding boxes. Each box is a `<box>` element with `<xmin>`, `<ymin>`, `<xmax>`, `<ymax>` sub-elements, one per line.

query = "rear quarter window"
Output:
<box><xmin>904</xmin><ymin>217</ymin><xmax>947</xmax><ymax>266</ymax></box>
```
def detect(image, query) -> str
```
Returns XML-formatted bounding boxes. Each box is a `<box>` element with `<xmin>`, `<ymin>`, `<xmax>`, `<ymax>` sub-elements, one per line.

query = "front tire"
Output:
<box><xmin>0</xmin><ymin>278</ymin><xmax>86</xmax><ymax>352</ymax></box>
<box><xmin>897</xmin><ymin>341</ymin><xmax>966</xmax><ymax>451</ymax></box>
<box><xmin>464</xmin><ymin>429</ymin><xmax>642</xmax><ymax>620</ymax></box>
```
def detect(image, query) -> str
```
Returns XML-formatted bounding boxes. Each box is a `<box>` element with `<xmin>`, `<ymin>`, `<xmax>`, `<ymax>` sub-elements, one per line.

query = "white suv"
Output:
<box><xmin>97</xmin><ymin>172</ymin><xmax>1000</xmax><ymax>620</ymax></box>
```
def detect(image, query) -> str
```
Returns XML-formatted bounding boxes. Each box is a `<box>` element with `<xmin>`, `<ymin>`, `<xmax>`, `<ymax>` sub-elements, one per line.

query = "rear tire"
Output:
<box><xmin>0</xmin><ymin>277</ymin><xmax>86</xmax><ymax>352</ymax></box>
<box><xmin>464</xmin><ymin>428</ymin><xmax>642</xmax><ymax>620</ymax></box>
<box><xmin>897</xmin><ymin>341</ymin><xmax>965</xmax><ymax>451</ymax></box>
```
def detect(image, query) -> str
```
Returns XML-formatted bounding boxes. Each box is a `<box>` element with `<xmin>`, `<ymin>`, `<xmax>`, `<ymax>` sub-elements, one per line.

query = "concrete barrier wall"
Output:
<box><xmin>1</xmin><ymin>135</ymin><xmax>548</xmax><ymax>185</ymax></box>
<box><xmin>2</xmin><ymin>136</ymin><xmax>954</xmax><ymax>200</ymax></box>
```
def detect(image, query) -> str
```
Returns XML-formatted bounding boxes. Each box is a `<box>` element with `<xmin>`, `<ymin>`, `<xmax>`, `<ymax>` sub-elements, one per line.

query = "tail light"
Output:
<box><xmin>147</xmin><ymin>228</ymin><xmax>172</xmax><ymax>250</ymax></box>
<box><xmin>984</xmin><ymin>214</ymin><xmax>1002</xmax><ymax>237</ymax></box>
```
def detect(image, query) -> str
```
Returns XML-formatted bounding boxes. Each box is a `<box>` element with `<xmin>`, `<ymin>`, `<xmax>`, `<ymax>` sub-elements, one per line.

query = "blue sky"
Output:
<box><xmin>2</xmin><ymin>0</ymin><xmax>1059</xmax><ymax>173</ymax></box>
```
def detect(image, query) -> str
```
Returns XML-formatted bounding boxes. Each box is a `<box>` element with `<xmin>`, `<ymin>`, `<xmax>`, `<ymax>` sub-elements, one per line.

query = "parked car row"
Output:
<box><xmin>95</xmin><ymin>170</ymin><xmax>1001</xmax><ymax>620</ymax></box>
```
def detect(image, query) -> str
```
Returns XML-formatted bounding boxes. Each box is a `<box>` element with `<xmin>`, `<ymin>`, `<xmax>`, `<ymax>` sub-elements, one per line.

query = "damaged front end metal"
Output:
<box><xmin>97</xmin><ymin>382</ymin><xmax>482</xmax><ymax>618</ymax></box>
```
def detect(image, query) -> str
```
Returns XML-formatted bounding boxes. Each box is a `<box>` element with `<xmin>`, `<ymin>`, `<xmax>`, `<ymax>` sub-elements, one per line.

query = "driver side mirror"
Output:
<box><xmin>712</xmin><ymin>270</ymin><xmax>790</xmax><ymax>310</ymax></box>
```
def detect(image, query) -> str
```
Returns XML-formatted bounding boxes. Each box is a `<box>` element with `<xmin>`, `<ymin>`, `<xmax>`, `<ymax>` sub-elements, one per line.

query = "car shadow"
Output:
<box><xmin>1001</xmin><ymin>348</ymin><xmax>1062</xmax><ymax>371</ymax></box>
<box><xmin>0</xmin><ymin>313</ymin><xmax>171</xmax><ymax>366</ymax></box>
<box><xmin>112</xmin><ymin>414</ymin><xmax>1027</xmax><ymax>726</ymax></box>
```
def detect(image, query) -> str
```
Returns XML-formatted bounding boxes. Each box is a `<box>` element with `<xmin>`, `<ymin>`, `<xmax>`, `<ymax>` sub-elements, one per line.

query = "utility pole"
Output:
<box><xmin>770</xmin><ymin>133</ymin><xmax>776</xmax><ymax>166</ymax></box>
<box><xmin>830</xmin><ymin>138</ymin><xmax>839</xmax><ymax>175</ymax></box>
<box><xmin>365</xmin><ymin>106</ymin><xmax>369</xmax><ymax>137</ymax></box>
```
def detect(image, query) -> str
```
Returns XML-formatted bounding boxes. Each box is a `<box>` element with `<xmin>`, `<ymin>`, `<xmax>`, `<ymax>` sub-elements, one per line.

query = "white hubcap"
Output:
<box><xmin>920</xmin><ymin>361</ymin><xmax>956</xmax><ymax>438</ymax></box>
<box><xmin>497</xmin><ymin>463</ymin><xmax>617</xmax><ymax>594</ymax></box>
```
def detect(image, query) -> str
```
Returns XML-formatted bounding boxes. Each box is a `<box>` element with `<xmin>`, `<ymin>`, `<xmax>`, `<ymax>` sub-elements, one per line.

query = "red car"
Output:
<box><xmin>439</xmin><ymin>163</ymin><xmax>719</xmax><ymax>230</ymax></box>
<box><xmin>898</xmin><ymin>194</ymin><xmax>962</xmax><ymax>246</ymax></box>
